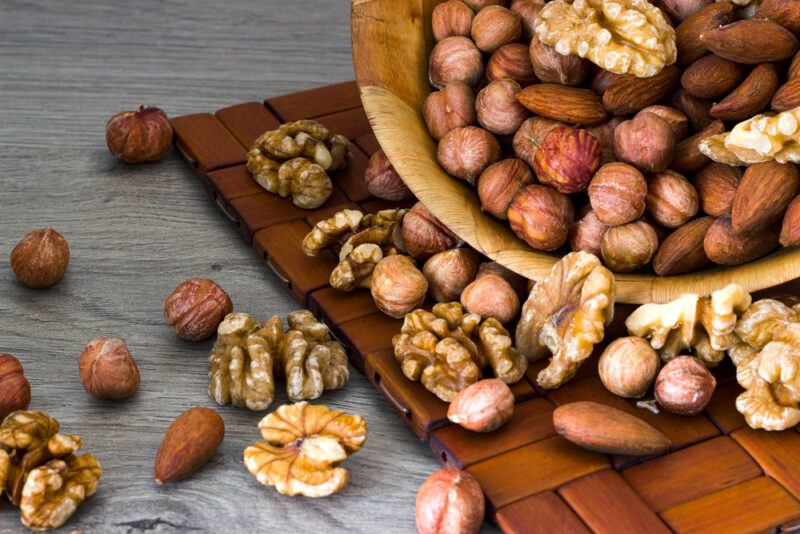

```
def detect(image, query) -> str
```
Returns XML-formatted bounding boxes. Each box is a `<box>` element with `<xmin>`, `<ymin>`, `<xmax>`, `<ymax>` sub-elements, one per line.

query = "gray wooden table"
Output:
<box><xmin>0</xmin><ymin>1</ymin><xmax>499</xmax><ymax>532</ymax></box>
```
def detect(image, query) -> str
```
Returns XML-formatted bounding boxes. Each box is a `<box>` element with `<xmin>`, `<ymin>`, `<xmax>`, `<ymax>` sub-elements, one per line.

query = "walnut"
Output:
<box><xmin>534</xmin><ymin>0</ymin><xmax>677</xmax><ymax>78</ymax></box>
<box><xmin>392</xmin><ymin>303</ymin><xmax>528</xmax><ymax>402</ymax></box>
<box><xmin>244</xmin><ymin>402</ymin><xmax>367</xmax><ymax>497</ymax></box>
<box><xmin>516</xmin><ymin>252</ymin><xmax>616</xmax><ymax>389</ymax></box>
<box><xmin>0</xmin><ymin>448</ymin><xmax>8</xmax><ymax>499</ymax></box>
<box><xmin>208</xmin><ymin>311</ymin><xmax>349</xmax><ymax>411</ymax></box>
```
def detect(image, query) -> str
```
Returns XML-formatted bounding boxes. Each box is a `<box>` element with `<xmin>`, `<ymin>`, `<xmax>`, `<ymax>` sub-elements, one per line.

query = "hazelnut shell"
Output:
<box><xmin>460</xmin><ymin>273</ymin><xmax>520</xmax><ymax>324</ymax></box>
<box><xmin>0</xmin><ymin>353</ymin><xmax>31</xmax><ymax>421</ymax></box>
<box><xmin>10</xmin><ymin>227</ymin><xmax>70</xmax><ymax>289</ymax></box>
<box><xmin>654</xmin><ymin>356</ymin><xmax>716</xmax><ymax>416</ymax></box>
<box><xmin>164</xmin><ymin>278</ymin><xmax>234</xmax><ymax>341</ymax></box>
<box><xmin>447</xmin><ymin>379</ymin><xmax>514</xmax><ymax>432</ymax></box>
<box><xmin>106</xmin><ymin>106</ymin><xmax>173</xmax><ymax>163</ymax></box>
<box><xmin>78</xmin><ymin>338</ymin><xmax>141</xmax><ymax>400</ymax></box>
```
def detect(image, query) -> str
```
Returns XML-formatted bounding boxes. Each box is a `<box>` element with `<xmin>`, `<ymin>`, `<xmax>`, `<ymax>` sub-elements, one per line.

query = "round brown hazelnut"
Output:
<box><xmin>423</xmin><ymin>82</ymin><xmax>477</xmax><ymax>141</ymax></box>
<box><xmin>639</xmin><ymin>105</ymin><xmax>689</xmax><ymax>141</ymax></box>
<box><xmin>471</xmin><ymin>5</ymin><xmax>522</xmax><ymax>53</ymax></box>
<box><xmin>371</xmin><ymin>255</ymin><xmax>429</xmax><ymax>318</ymax></box>
<box><xmin>510</xmin><ymin>0</ymin><xmax>545</xmax><ymax>41</ymax></box>
<box><xmin>661</xmin><ymin>0</ymin><xmax>711</xmax><ymax>22</ymax></box>
<box><xmin>106</xmin><ymin>106</ymin><xmax>173</xmax><ymax>163</ymax></box>
<box><xmin>487</xmin><ymin>43</ymin><xmax>537</xmax><ymax>86</ymax></box>
<box><xmin>598</xmin><ymin>337</ymin><xmax>660</xmax><ymax>399</ymax></box>
<box><xmin>694</xmin><ymin>162</ymin><xmax>741</xmax><ymax>217</ymax></box>
<box><xmin>78</xmin><ymin>338</ymin><xmax>141</xmax><ymax>400</ymax></box>
<box><xmin>462</xmin><ymin>0</ymin><xmax>506</xmax><ymax>10</ymax></box>
<box><xmin>429</xmin><ymin>36</ymin><xmax>484</xmax><ymax>89</ymax></box>
<box><xmin>476</xmin><ymin>79</ymin><xmax>529</xmax><ymax>136</ymax></box>
<box><xmin>477</xmin><ymin>261</ymin><xmax>529</xmax><ymax>299</ymax></box>
<box><xmin>432</xmin><ymin>0</ymin><xmax>475</xmax><ymax>42</ymax></box>
<box><xmin>10</xmin><ymin>227</ymin><xmax>70</xmax><ymax>289</ymax></box>
<box><xmin>461</xmin><ymin>273</ymin><xmax>520</xmax><ymax>323</ymax></box>
<box><xmin>568</xmin><ymin>207</ymin><xmax>611</xmax><ymax>256</ymax></box>
<box><xmin>364</xmin><ymin>149</ymin><xmax>413</xmax><ymax>201</ymax></box>
<box><xmin>164</xmin><ymin>278</ymin><xmax>233</xmax><ymax>341</ymax></box>
<box><xmin>477</xmin><ymin>158</ymin><xmax>533</xmax><ymax>220</ymax></box>
<box><xmin>646</xmin><ymin>170</ymin><xmax>699</xmax><ymax>229</ymax></box>
<box><xmin>423</xmin><ymin>248</ymin><xmax>481</xmax><ymax>303</ymax></box>
<box><xmin>438</xmin><ymin>126</ymin><xmax>501</xmax><ymax>185</ymax></box>
<box><xmin>586</xmin><ymin>117</ymin><xmax>623</xmax><ymax>165</ymax></box>
<box><xmin>513</xmin><ymin>116</ymin><xmax>565</xmax><ymax>168</ymax></box>
<box><xmin>529</xmin><ymin>37</ymin><xmax>591</xmax><ymax>86</ymax></box>
<box><xmin>600</xmin><ymin>220</ymin><xmax>659</xmax><ymax>273</ymax></box>
<box><xmin>402</xmin><ymin>202</ymin><xmax>459</xmax><ymax>260</ymax></box>
<box><xmin>0</xmin><ymin>353</ymin><xmax>31</xmax><ymax>421</ymax></box>
<box><xmin>588</xmin><ymin>162</ymin><xmax>648</xmax><ymax>226</ymax></box>
<box><xmin>614</xmin><ymin>112</ymin><xmax>676</xmax><ymax>174</ymax></box>
<box><xmin>447</xmin><ymin>378</ymin><xmax>514</xmax><ymax>432</ymax></box>
<box><xmin>508</xmin><ymin>184</ymin><xmax>574</xmax><ymax>251</ymax></box>
<box><xmin>416</xmin><ymin>467</ymin><xmax>485</xmax><ymax>534</ymax></box>
<box><xmin>533</xmin><ymin>126</ymin><xmax>602</xmax><ymax>194</ymax></box>
<box><xmin>655</xmin><ymin>355</ymin><xmax>716</xmax><ymax>416</ymax></box>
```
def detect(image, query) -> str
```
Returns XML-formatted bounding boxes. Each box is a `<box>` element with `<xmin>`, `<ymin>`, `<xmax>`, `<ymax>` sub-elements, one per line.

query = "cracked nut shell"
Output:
<box><xmin>10</xmin><ymin>228</ymin><xmax>69</xmax><ymax>289</ymax></box>
<box><xmin>164</xmin><ymin>278</ymin><xmax>234</xmax><ymax>341</ymax></box>
<box><xmin>78</xmin><ymin>338</ymin><xmax>141</xmax><ymax>400</ymax></box>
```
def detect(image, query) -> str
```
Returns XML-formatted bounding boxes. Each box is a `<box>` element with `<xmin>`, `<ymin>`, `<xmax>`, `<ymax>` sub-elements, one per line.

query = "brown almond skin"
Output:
<box><xmin>694</xmin><ymin>162</ymin><xmax>741</xmax><ymax>217</ymax></box>
<box><xmin>757</xmin><ymin>0</ymin><xmax>800</xmax><ymax>36</ymax></box>
<box><xmin>781</xmin><ymin>196</ymin><xmax>800</xmax><ymax>247</ymax></box>
<box><xmin>710</xmin><ymin>64</ymin><xmax>779</xmax><ymax>122</ymax></box>
<box><xmin>772</xmin><ymin>77</ymin><xmax>800</xmax><ymax>112</ymax></box>
<box><xmin>681</xmin><ymin>55</ymin><xmax>746</xmax><ymax>100</ymax></box>
<box><xmin>155</xmin><ymin>407</ymin><xmax>225</xmax><ymax>484</ymax></box>
<box><xmin>790</xmin><ymin>52</ymin><xmax>800</xmax><ymax>80</ymax></box>
<box><xmin>669</xmin><ymin>88</ymin><xmax>713</xmax><ymax>132</ymax></box>
<box><xmin>516</xmin><ymin>84</ymin><xmax>607</xmax><ymax>125</ymax></box>
<box><xmin>700</xmin><ymin>19</ymin><xmax>799</xmax><ymax>64</ymax></box>
<box><xmin>732</xmin><ymin>161</ymin><xmax>800</xmax><ymax>234</ymax></box>
<box><xmin>653</xmin><ymin>216</ymin><xmax>715</xmax><ymax>275</ymax></box>
<box><xmin>602</xmin><ymin>66</ymin><xmax>681</xmax><ymax>116</ymax></box>
<box><xmin>553</xmin><ymin>401</ymin><xmax>671</xmax><ymax>456</ymax></box>
<box><xmin>671</xmin><ymin>120</ymin><xmax>725</xmax><ymax>174</ymax></box>
<box><xmin>704</xmin><ymin>216</ymin><xmax>780</xmax><ymax>266</ymax></box>
<box><xmin>676</xmin><ymin>2</ymin><xmax>734</xmax><ymax>66</ymax></box>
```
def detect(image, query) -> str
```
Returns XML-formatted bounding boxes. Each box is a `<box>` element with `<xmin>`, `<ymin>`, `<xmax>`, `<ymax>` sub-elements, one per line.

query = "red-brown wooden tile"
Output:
<box><xmin>364</xmin><ymin>349</ymin><xmax>448</xmax><ymax>440</ymax></box>
<box><xmin>171</xmin><ymin>113</ymin><xmax>246</xmax><ymax>174</ymax></box>
<box><xmin>305</xmin><ymin>202</ymin><xmax>360</xmax><ymax>228</ymax></box>
<box><xmin>359</xmin><ymin>197</ymin><xmax>417</xmax><ymax>213</ymax></box>
<box><xmin>705</xmin><ymin>380</ymin><xmax>746</xmax><ymax>434</ymax></box>
<box><xmin>733</xmin><ymin>427</ymin><xmax>800</xmax><ymax>500</ymax></box>
<box><xmin>337</xmin><ymin>313</ymin><xmax>401</xmax><ymax>369</ymax></box>
<box><xmin>508</xmin><ymin>379</ymin><xmax>536</xmax><ymax>403</ymax></box>
<box><xmin>467</xmin><ymin>435</ymin><xmax>609</xmax><ymax>510</ymax></box>
<box><xmin>622</xmin><ymin>436</ymin><xmax>761</xmax><ymax>512</ymax></box>
<box><xmin>229</xmin><ymin>193</ymin><xmax>306</xmax><ymax>242</ymax></box>
<box><xmin>215</xmin><ymin>101</ymin><xmax>281</xmax><ymax>149</ymax></box>
<box><xmin>266</xmin><ymin>81</ymin><xmax>362</xmax><ymax>122</ymax></box>
<box><xmin>560</xmin><ymin>470</ymin><xmax>671</xmax><ymax>534</ymax></box>
<box><xmin>307</xmin><ymin>287</ymin><xmax>379</xmax><ymax>331</ymax></box>
<box><xmin>661</xmin><ymin>477</ymin><xmax>800</xmax><ymax>534</ymax></box>
<box><xmin>334</xmin><ymin>143</ymin><xmax>371</xmax><ymax>203</ymax></box>
<box><xmin>207</xmin><ymin>165</ymin><xmax>263</xmax><ymax>202</ymax></box>
<box><xmin>495</xmin><ymin>491</ymin><xmax>590</xmax><ymax>534</ymax></box>
<box><xmin>430</xmin><ymin>397</ymin><xmax>556</xmax><ymax>469</ymax></box>
<box><xmin>355</xmin><ymin>132</ymin><xmax>381</xmax><ymax>156</ymax></box>
<box><xmin>316</xmin><ymin>107</ymin><xmax>373</xmax><ymax>142</ymax></box>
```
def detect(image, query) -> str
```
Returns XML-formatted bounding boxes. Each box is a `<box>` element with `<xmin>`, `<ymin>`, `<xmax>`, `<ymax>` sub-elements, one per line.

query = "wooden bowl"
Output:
<box><xmin>351</xmin><ymin>0</ymin><xmax>800</xmax><ymax>304</ymax></box>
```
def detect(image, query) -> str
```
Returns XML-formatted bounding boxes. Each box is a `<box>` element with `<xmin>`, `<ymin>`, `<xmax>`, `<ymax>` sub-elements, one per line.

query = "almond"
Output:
<box><xmin>790</xmin><ymin>52</ymin><xmax>800</xmax><ymax>80</ymax></box>
<box><xmin>704</xmin><ymin>216</ymin><xmax>780</xmax><ymax>265</ymax></box>
<box><xmin>772</xmin><ymin>76</ymin><xmax>800</xmax><ymax>112</ymax></box>
<box><xmin>602</xmin><ymin>66</ymin><xmax>681</xmax><ymax>116</ymax></box>
<box><xmin>671</xmin><ymin>119</ymin><xmax>725</xmax><ymax>174</ymax></box>
<box><xmin>694</xmin><ymin>162</ymin><xmax>741</xmax><ymax>217</ymax></box>
<box><xmin>653</xmin><ymin>216</ymin><xmax>715</xmax><ymax>275</ymax></box>
<box><xmin>553</xmin><ymin>401</ymin><xmax>671</xmax><ymax>456</ymax></box>
<box><xmin>681</xmin><ymin>55</ymin><xmax>746</xmax><ymax>100</ymax></box>
<box><xmin>154</xmin><ymin>407</ymin><xmax>225</xmax><ymax>484</ymax></box>
<box><xmin>710</xmin><ymin>64</ymin><xmax>779</xmax><ymax>122</ymax></box>
<box><xmin>757</xmin><ymin>0</ymin><xmax>800</xmax><ymax>36</ymax></box>
<box><xmin>731</xmin><ymin>161</ymin><xmax>800</xmax><ymax>234</ymax></box>
<box><xmin>780</xmin><ymin>196</ymin><xmax>800</xmax><ymax>247</ymax></box>
<box><xmin>700</xmin><ymin>19</ymin><xmax>799</xmax><ymax>64</ymax></box>
<box><xmin>676</xmin><ymin>2</ymin><xmax>734</xmax><ymax>66</ymax></box>
<box><xmin>516</xmin><ymin>84</ymin><xmax>607</xmax><ymax>125</ymax></box>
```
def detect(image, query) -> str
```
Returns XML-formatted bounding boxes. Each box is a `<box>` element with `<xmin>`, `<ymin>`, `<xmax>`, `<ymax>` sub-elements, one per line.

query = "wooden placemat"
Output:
<box><xmin>171</xmin><ymin>81</ymin><xmax>800</xmax><ymax>534</ymax></box>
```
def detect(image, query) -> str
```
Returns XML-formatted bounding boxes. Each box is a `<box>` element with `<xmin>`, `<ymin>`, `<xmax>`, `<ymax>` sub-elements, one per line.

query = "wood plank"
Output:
<box><xmin>559</xmin><ymin>470</ymin><xmax>671</xmax><ymax>534</ymax></box>
<box><xmin>337</xmin><ymin>312</ymin><xmax>402</xmax><ymax>369</ymax></box>
<box><xmin>621</xmin><ymin>436</ymin><xmax>762</xmax><ymax>512</ymax></box>
<box><xmin>355</xmin><ymin>132</ymin><xmax>382</xmax><ymax>156</ymax></box>
<box><xmin>315</xmin><ymin>107</ymin><xmax>373</xmax><ymax>142</ymax></box>
<box><xmin>334</xmin><ymin>143</ymin><xmax>372</xmax><ymax>203</ymax></box>
<box><xmin>266</xmin><ymin>81</ymin><xmax>362</xmax><ymax>122</ymax></box>
<box><xmin>307</xmin><ymin>286</ymin><xmax>379</xmax><ymax>330</ymax></box>
<box><xmin>495</xmin><ymin>491</ymin><xmax>590</xmax><ymax>534</ymax></box>
<box><xmin>429</xmin><ymin>397</ymin><xmax>556</xmax><ymax>469</ymax></box>
<box><xmin>170</xmin><ymin>113</ymin><xmax>246</xmax><ymax>174</ymax></box>
<box><xmin>207</xmin><ymin>164</ymin><xmax>263</xmax><ymax>202</ymax></box>
<box><xmin>508</xmin><ymin>379</ymin><xmax>536</xmax><ymax>403</ymax></box>
<box><xmin>661</xmin><ymin>477</ymin><xmax>800</xmax><ymax>534</ymax></box>
<box><xmin>229</xmin><ymin>192</ymin><xmax>309</xmax><ymax>242</ymax></box>
<box><xmin>215</xmin><ymin>101</ymin><xmax>281</xmax><ymax>149</ymax></box>
<box><xmin>705</xmin><ymin>381</ymin><xmax>746</xmax><ymax>434</ymax></box>
<box><xmin>732</xmin><ymin>427</ymin><xmax>800</xmax><ymax>500</ymax></box>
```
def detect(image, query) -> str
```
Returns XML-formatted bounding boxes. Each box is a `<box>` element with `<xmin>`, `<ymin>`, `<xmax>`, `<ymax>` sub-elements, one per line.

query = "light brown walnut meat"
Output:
<box><xmin>0</xmin><ymin>448</ymin><xmax>9</xmax><ymax>499</ymax></box>
<box><xmin>244</xmin><ymin>402</ymin><xmax>367</xmax><ymax>497</ymax></box>
<box><xmin>516</xmin><ymin>252</ymin><xmax>616</xmax><ymax>389</ymax></box>
<box><xmin>392</xmin><ymin>303</ymin><xmax>528</xmax><ymax>402</ymax></box>
<box><xmin>534</xmin><ymin>0</ymin><xmax>677</xmax><ymax>78</ymax></box>
<box><xmin>208</xmin><ymin>311</ymin><xmax>349</xmax><ymax>411</ymax></box>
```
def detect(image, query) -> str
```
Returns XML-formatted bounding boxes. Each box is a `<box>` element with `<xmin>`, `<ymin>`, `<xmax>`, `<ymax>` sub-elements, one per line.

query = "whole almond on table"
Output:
<box><xmin>731</xmin><ymin>161</ymin><xmax>800</xmax><ymax>234</ymax></box>
<box><xmin>710</xmin><ymin>63</ymin><xmax>779</xmax><ymax>122</ymax></box>
<box><xmin>0</xmin><ymin>353</ymin><xmax>31</xmax><ymax>420</ymax></box>
<box><xmin>602</xmin><ymin>66</ymin><xmax>681</xmax><ymax>116</ymax></box>
<box><xmin>646</xmin><ymin>170</ymin><xmax>699</xmax><ymax>229</ymax></box>
<box><xmin>423</xmin><ymin>82</ymin><xmax>476</xmax><ymax>141</ymax></box>
<box><xmin>771</xmin><ymin>76</ymin><xmax>800</xmax><ymax>112</ymax></box>
<box><xmin>588</xmin><ymin>162</ymin><xmax>648</xmax><ymax>226</ymax></box>
<box><xmin>155</xmin><ymin>407</ymin><xmax>224</xmax><ymax>484</ymax></box>
<box><xmin>431</xmin><ymin>0</ymin><xmax>475</xmax><ymax>42</ymax></box>
<box><xmin>447</xmin><ymin>378</ymin><xmax>514</xmax><ymax>432</ymax></box>
<box><xmin>653</xmin><ymin>216</ymin><xmax>715</xmax><ymax>276</ymax></box>
<box><xmin>681</xmin><ymin>55</ymin><xmax>745</xmax><ymax>100</ymax></box>
<box><xmin>164</xmin><ymin>278</ymin><xmax>233</xmax><ymax>341</ymax></box>
<box><xmin>675</xmin><ymin>1</ymin><xmax>734</xmax><ymax>66</ymax></box>
<box><xmin>516</xmin><ymin>84</ymin><xmax>607</xmax><ymax>125</ymax></box>
<box><xmin>10</xmin><ymin>227</ymin><xmax>70</xmax><ymax>289</ymax></box>
<box><xmin>529</xmin><ymin>37</ymin><xmax>590</xmax><ymax>86</ymax></box>
<box><xmin>704</xmin><ymin>216</ymin><xmax>780</xmax><ymax>265</ymax></box>
<box><xmin>487</xmin><ymin>43</ymin><xmax>538</xmax><ymax>86</ymax></box>
<box><xmin>781</xmin><ymin>196</ymin><xmax>800</xmax><ymax>247</ymax></box>
<box><xmin>757</xmin><ymin>0</ymin><xmax>800</xmax><ymax>36</ymax></box>
<box><xmin>694</xmin><ymin>162</ymin><xmax>741</xmax><ymax>217</ymax></box>
<box><xmin>671</xmin><ymin>119</ymin><xmax>725</xmax><ymax>174</ymax></box>
<box><xmin>477</xmin><ymin>158</ymin><xmax>533</xmax><ymax>220</ymax></box>
<box><xmin>700</xmin><ymin>19</ymin><xmax>799</xmax><ymax>64</ymax></box>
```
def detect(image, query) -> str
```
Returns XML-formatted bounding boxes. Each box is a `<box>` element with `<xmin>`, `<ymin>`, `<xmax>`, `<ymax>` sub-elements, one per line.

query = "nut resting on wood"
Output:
<box><xmin>598</xmin><ymin>337</ymin><xmax>659</xmax><ymax>399</ymax></box>
<box><xmin>416</xmin><ymin>467</ymin><xmax>485</xmax><ymax>534</ymax></box>
<box><xmin>364</xmin><ymin>149</ymin><xmax>412</xmax><ymax>201</ymax></box>
<box><xmin>654</xmin><ymin>355</ymin><xmax>716</xmax><ymax>416</ymax></box>
<box><xmin>10</xmin><ymin>228</ymin><xmax>69</xmax><ymax>289</ymax></box>
<box><xmin>371</xmin><ymin>255</ymin><xmax>429</xmax><ymax>319</ymax></box>
<box><xmin>154</xmin><ymin>407</ymin><xmax>224</xmax><ymax>485</ymax></box>
<box><xmin>0</xmin><ymin>354</ymin><xmax>31</xmax><ymax>421</ymax></box>
<box><xmin>106</xmin><ymin>106</ymin><xmax>173</xmax><ymax>163</ymax></box>
<box><xmin>447</xmin><ymin>378</ymin><xmax>514</xmax><ymax>432</ymax></box>
<box><xmin>164</xmin><ymin>278</ymin><xmax>233</xmax><ymax>341</ymax></box>
<box><xmin>78</xmin><ymin>337</ymin><xmax>141</xmax><ymax>401</ymax></box>
<box><xmin>423</xmin><ymin>248</ymin><xmax>480</xmax><ymax>303</ymax></box>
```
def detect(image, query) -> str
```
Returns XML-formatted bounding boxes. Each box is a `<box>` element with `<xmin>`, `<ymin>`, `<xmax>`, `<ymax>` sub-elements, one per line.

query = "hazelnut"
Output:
<box><xmin>662</xmin><ymin>0</ymin><xmax>711</xmax><ymax>22</ymax></box>
<box><xmin>0</xmin><ymin>353</ymin><xmax>31</xmax><ymax>421</ymax></box>
<box><xmin>402</xmin><ymin>202</ymin><xmax>459</xmax><ymax>260</ymax></box>
<box><xmin>510</xmin><ymin>0</ymin><xmax>545</xmax><ymax>41</ymax></box>
<box><xmin>646</xmin><ymin>170</ymin><xmax>699</xmax><ymax>229</ymax></box>
<box><xmin>78</xmin><ymin>338</ymin><xmax>141</xmax><ymax>400</ymax></box>
<box><xmin>598</xmin><ymin>337</ymin><xmax>659</xmax><ymax>398</ymax></box>
<box><xmin>508</xmin><ymin>184</ymin><xmax>574</xmax><ymax>251</ymax></box>
<box><xmin>694</xmin><ymin>162</ymin><xmax>741</xmax><ymax>217</ymax></box>
<box><xmin>364</xmin><ymin>149</ymin><xmax>413</xmax><ymax>201</ymax></box>
<box><xmin>533</xmin><ymin>126</ymin><xmax>602</xmax><ymax>194</ymax></box>
<box><xmin>639</xmin><ymin>105</ymin><xmax>689</xmax><ymax>141</ymax></box>
<box><xmin>476</xmin><ymin>79</ymin><xmax>529</xmax><ymax>136</ymax></box>
<box><xmin>438</xmin><ymin>126</ymin><xmax>501</xmax><ymax>185</ymax></box>
<box><xmin>601</xmin><ymin>220</ymin><xmax>659</xmax><ymax>272</ymax></box>
<box><xmin>529</xmin><ymin>37</ymin><xmax>591</xmax><ymax>86</ymax></box>
<box><xmin>10</xmin><ymin>227</ymin><xmax>69</xmax><ymax>289</ymax></box>
<box><xmin>429</xmin><ymin>36</ymin><xmax>484</xmax><ymax>89</ymax></box>
<box><xmin>487</xmin><ymin>43</ymin><xmax>537</xmax><ymax>86</ymax></box>
<box><xmin>654</xmin><ymin>355</ymin><xmax>716</xmax><ymax>416</ymax></box>
<box><xmin>477</xmin><ymin>158</ymin><xmax>533</xmax><ymax>219</ymax></box>
<box><xmin>371</xmin><ymin>255</ymin><xmax>429</xmax><ymax>318</ymax></box>
<box><xmin>447</xmin><ymin>378</ymin><xmax>514</xmax><ymax>432</ymax></box>
<box><xmin>512</xmin><ymin>116</ymin><xmax>564</xmax><ymax>168</ymax></box>
<box><xmin>432</xmin><ymin>0</ymin><xmax>475</xmax><ymax>42</ymax></box>
<box><xmin>106</xmin><ymin>106</ymin><xmax>173</xmax><ymax>163</ymax></box>
<box><xmin>588</xmin><ymin>162</ymin><xmax>648</xmax><ymax>226</ymax></box>
<box><xmin>471</xmin><ymin>5</ymin><xmax>522</xmax><ymax>53</ymax></box>
<box><xmin>585</xmin><ymin>117</ymin><xmax>623</xmax><ymax>165</ymax></box>
<box><xmin>781</xmin><ymin>196</ymin><xmax>800</xmax><ymax>247</ymax></box>
<box><xmin>461</xmin><ymin>273</ymin><xmax>520</xmax><ymax>323</ymax></box>
<box><xmin>614</xmin><ymin>112</ymin><xmax>675</xmax><ymax>174</ymax></box>
<box><xmin>423</xmin><ymin>82</ymin><xmax>477</xmax><ymax>141</ymax></box>
<box><xmin>164</xmin><ymin>278</ymin><xmax>233</xmax><ymax>341</ymax></box>
<box><xmin>416</xmin><ymin>467</ymin><xmax>485</xmax><ymax>534</ymax></box>
<box><xmin>569</xmin><ymin>207</ymin><xmax>611</xmax><ymax>256</ymax></box>
<box><xmin>423</xmin><ymin>248</ymin><xmax>481</xmax><ymax>302</ymax></box>
<box><xmin>476</xmin><ymin>261</ymin><xmax>528</xmax><ymax>299</ymax></box>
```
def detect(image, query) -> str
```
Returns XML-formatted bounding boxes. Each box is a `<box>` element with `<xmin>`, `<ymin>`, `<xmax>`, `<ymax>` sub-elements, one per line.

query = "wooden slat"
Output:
<box><xmin>705</xmin><ymin>381</ymin><xmax>746</xmax><ymax>434</ymax></box>
<box><xmin>495</xmin><ymin>491</ymin><xmax>590</xmax><ymax>534</ymax></box>
<box><xmin>207</xmin><ymin>164</ymin><xmax>263</xmax><ymax>202</ymax></box>
<box><xmin>266</xmin><ymin>81</ymin><xmax>362</xmax><ymax>122</ymax></box>
<box><xmin>732</xmin><ymin>427</ymin><xmax>800</xmax><ymax>500</ymax></box>
<box><xmin>229</xmin><ymin>192</ymin><xmax>314</xmax><ymax>242</ymax></box>
<box><xmin>559</xmin><ymin>470</ymin><xmax>671</xmax><ymax>534</ymax></box>
<box><xmin>334</xmin><ymin>143</ymin><xmax>372</xmax><ymax>203</ymax></box>
<box><xmin>661</xmin><ymin>477</ymin><xmax>800</xmax><ymax>534</ymax></box>
<box><xmin>355</xmin><ymin>132</ymin><xmax>382</xmax><ymax>156</ymax></box>
<box><xmin>621</xmin><ymin>436</ymin><xmax>761</xmax><ymax>512</ymax></box>
<box><xmin>315</xmin><ymin>107</ymin><xmax>373</xmax><ymax>142</ymax></box>
<box><xmin>337</xmin><ymin>312</ymin><xmax>402</xmax><ymax>369</ymax></box>
<box><xmin>429</xmin><ymin>397</ymin><xmax>556</xmax><ymax>469</ymax></box>
<box><xmin>171</xmin><ymin>113</ymin><xmax>246</xmax><ymax>175</ymax></box>
<box><xmin>215</xmin><ymin>101</ymin><xmax>281</xmax><ymax>149</ymax></box>
<box><xmin>508</xmin><ymin>379</ymin><xmax>536</xmax><ymax>403</ymax></box>
<box><xmin>308</xmin><ymin>287</ymin><xmax>379</xmax><ymax>330</ymax></box>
